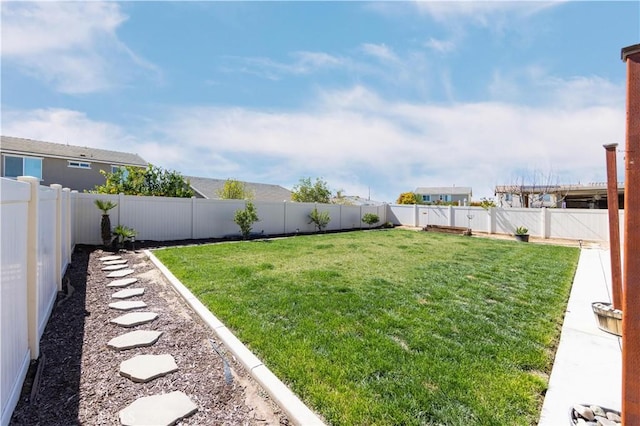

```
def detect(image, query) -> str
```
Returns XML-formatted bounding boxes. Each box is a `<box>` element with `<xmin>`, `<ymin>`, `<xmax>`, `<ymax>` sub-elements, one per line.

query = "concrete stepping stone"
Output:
<box><xmin>103</xmin><ymin>259</ymin><xmax>128</xmax><ymax>265</ymax></box>
<box><xmin>120</xmin><ymin>354</ymin><xmax>178</xmax><ymax>383</ymax></box>
<box><xmin>119</xmin><ymin>391</ymin><xmax>198</xmax><ymax>426</ymax></box>
<box><xmin>107</xmin><ymin>269</ymin><xmax>135</xmax><ymax>278</ymax></box>
<box><xmin>109</xmin><ymin>301</ymin><xmax>147</xmax><ymax>311</ymax></box>
<box><xmin>99</xmin><ymin>255</ymin><xmax>122</xmax><ymax>261</ymax></box>
<box><xmin>112</xmin><ymin>288</ymin><xmax>145</xmax><ymax>299</ymax></box>
<box><xmin>107</xmin><ymin>278</ymin><xmax>138</xmax><ymax>288</ymax></box>
<box><xmin>103</xmin><ymin>264</ymin><xmax>129</xmax><ymax>271</ymax></box>
<box><xmin>111</xmin><ymin>312</ymin><xmax>158</xmax><ymax>328</ymax></box>
<box><xmin>107</xmin><ymin>330</ymin><xmax>162</xmax><ymax>351</ymax></box>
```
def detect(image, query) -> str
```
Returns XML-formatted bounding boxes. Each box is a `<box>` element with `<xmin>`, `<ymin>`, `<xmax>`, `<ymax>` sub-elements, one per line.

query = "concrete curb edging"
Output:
<box><xmin>144</xmin><ymin>250</ymin><xmax>326</xmax><ymax>426</ymax></box>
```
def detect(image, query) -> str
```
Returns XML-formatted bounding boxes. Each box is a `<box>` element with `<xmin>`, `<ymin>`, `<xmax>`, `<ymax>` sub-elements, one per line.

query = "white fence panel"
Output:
<box><xmin>192</xmin><ymin>199</ymin><xmax>216</xmax><ymax>238</ymax></box>
<box><xmin>255</xmin><ymin>202</ymin><xmax>286</xmax><ymax>236</ymax></box>
<box><xmin>339</xmin><ymin>205</ymin><xmax>361</xmax><ymax>229</ymax></box>
<box><xmin>120</xmin><ymin>195</ymin><xmax>192</xmax><ymax>241</ymax></box>
<box><xmin>322</xmin><ymin>204</ymin><xmax>343</xmax><ymax>231</ymax></box>
<box><xmin>549</xmin><ymin>209</ymin><xmax>610</xmax><ymax>241</ymax></box>
<box><xmin>388</xmin><ymin>205</ymin><xmax>417</xmax><ymax>226</ymax></box>
<box><xmin>75</xmin><ymin>193</ymin><xmax>120</xmax><ymax>245</ymax></box>
<box><xmin>1</xmin><ymin>179</ymin><xmax>31</xmax><ymax>426</ymax></box>
<box><xmin>455</xmin><ymin>207</ymin><xmax>490</xmax><ymax>232</ymax></box>
<box><xmin>37</xmin><ymin>187</ymin><xmax>58</xmax><ymax>339</ymax></box>
<box><xmin>495</xmin><ymin>208</ymin><xmax>541</xmax><ymax>236</ymax></box>
<box><xmin>285</xmin><ymin>202</ymin><xmax>316</xmax><ymax>234</ymax></box>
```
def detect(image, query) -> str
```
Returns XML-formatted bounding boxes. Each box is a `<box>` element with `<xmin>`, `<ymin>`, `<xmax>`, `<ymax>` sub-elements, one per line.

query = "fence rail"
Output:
<box><xmin>1</xmin><ymin>178</ymin><xmax>626</xmax><ymax>425</ymax></box>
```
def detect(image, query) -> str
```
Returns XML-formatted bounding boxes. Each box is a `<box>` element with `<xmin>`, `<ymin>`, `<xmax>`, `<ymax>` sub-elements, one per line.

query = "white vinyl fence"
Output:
<box><xmin>1</xmin><ymin>180</ymin><xmax>627</xmax><ymax>425</ymax></box>
<box><xmin>1</xmin><ymin>178</ymin><xmax>74</xmax><ymax>426</ymax></box>
<box><xmin>387</xmin><ymin>204</ymin><xmax>625</xmax><ymax>243</ymax></box>
<box><xmin>73</xmin><ymin>193</ymin><xmax>387</xmax><ymax>245</ymax></box>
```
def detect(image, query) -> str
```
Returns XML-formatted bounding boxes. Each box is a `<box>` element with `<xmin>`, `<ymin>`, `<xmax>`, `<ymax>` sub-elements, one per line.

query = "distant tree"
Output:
<box><xmin>291</xmin><ymin>177</ymin><xmax>331</xmax><ymax>203</ymax></box>
<box><xmin>234</xmin><ymin>202</ymin><xmax>260</xmax><ymax>239</ymax></box>
<box><xmin>94</xmin><ymin>164</ymin><xmax>193</xmax><ymax>198</ymax></box>
<box><xmin>396</xmin><ymin>192</ymin><xmax>418</xmax><ymax>204</ymax></box>
<box><xmin>218</xmin><ymin>179</ymin><xmax>253</xmax><ymax>200</ymax></box>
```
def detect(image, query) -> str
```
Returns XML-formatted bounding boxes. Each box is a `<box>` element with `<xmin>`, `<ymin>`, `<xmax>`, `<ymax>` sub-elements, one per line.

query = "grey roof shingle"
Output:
<box><xmin>187</xmin><ymin>176</ymin><xmax>292</xmax><ymax>202</ymax></box>
<box><xmin>0</xmin><ymin>136</ymin><xmax>147</xmax><ymax>166</ymax></box>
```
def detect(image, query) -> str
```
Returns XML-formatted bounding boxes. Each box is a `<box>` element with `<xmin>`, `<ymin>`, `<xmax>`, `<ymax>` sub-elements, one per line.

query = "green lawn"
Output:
<box><xmin>153</xmin><ymin>230</ymin><xmax>579</xmax><ymax>425</ymax></box>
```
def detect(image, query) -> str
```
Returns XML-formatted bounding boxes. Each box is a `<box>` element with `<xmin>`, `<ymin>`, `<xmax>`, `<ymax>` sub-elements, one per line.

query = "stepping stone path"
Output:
<box><xmin>107</xmin><ymin>269</ymin><xmax>135</xmax><ymax>278</ymax></box>
<box><xmin>109</xmin><ymin>301</ymin><xmax>147</xmax><ymax>311</ymax></box>
<box><xmin>103</xmin><ymin>264</ymin><xmax>130</xmax><ymax>271</ymax></box>
<box><xmin>119</xmin><ymin>391</ymin><xmax>198</xmax><ymax>426</ymax></box>
<box><xmin>120</xmin><ymin>354</ymin><xmax>178</xmax><ymax>383</ymax></box>
<box><xmin>108</xmin><ymin>330</ymin><xmax>163</xmax><ymax>351</ymax></box>
<box><xmin>107</xmin><ymin>278</ymin><xmax>138</xmax><ymax>288</ymax></box>
<box><xmin>104</xmin><ymin>259</ymin><xmax>129</xmax><ymax>265</ymax></box>
<box><xmin>111</xmin><ymin>312</ymin><xmax>158</xmax><ymax>328</ymax></box>
<box><xmin>100</xmin><ymin>254</ymin><xmax>198</xmax><ymax>424</ymax></box>
<box><xmin>100</xmin><ymin>255</ymin><xmax>123</xmax><ymax>261</ymax></box>
<box><xmin>112</xmin><ymin>288</ymin><xmax>145</xmax><ymax>299</ymax></box>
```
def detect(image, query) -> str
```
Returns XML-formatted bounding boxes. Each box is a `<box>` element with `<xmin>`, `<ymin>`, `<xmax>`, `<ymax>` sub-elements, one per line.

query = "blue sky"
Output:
<box><xmin>2</xmin><ymin>1</ymin><xmax>639</xmax><ymax>202</ymax></box>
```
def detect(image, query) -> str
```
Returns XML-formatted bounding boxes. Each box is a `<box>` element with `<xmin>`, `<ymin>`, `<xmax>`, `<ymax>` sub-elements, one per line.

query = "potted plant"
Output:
<box><xmin>514</xmin><ymin>226</ymin><xmax>529</xmax><ymax>242</ymax></box>
<box><xmin>112</xmin><ymin>225</ymin><xmax>137</xmax><ymax>251</ymax></box>
<box><xmin>94</xmin><ymin>199</ymin><xmax>117</xmax><ymax>247</ymax></box>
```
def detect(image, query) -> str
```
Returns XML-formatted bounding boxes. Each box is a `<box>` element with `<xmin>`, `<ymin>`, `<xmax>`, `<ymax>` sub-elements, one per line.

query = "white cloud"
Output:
<box><xmin>361</xmin><ymin>43</ymin><xmax>400</xmax><ymax>63</ymax></box>
<box><xmin>413</xmin><ymin>1</ymin><xmax>561</xmax><ymax>27</ymax></box>
<box><xmin>1</xmin><ymin>2</ymin><xmax>160</xmax><ymax>94</ymax></box>
<box><xmin>222</xmin><ymin>51</ymin><xmax>345</xmax><ymax>80</ymax></box>
<box><xmin>424</xmin><ymin>37</ymin><xmax>457</xmax><ymax>53</ymax></box>
<box><xmin>3</xmin><ymin>74</ymin><xmax>624</xmax><ymax>202</ymax></box>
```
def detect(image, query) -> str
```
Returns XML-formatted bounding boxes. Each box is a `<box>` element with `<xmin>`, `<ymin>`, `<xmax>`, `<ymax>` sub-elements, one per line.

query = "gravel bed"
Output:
<box><xmin>10</xmin><ymin>245</ymin><xmax>288</xmax><ymax>425</ymax></box>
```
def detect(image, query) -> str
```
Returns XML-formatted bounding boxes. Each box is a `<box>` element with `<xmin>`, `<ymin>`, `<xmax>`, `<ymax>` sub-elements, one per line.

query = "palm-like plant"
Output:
<box><xmin>94</xmin><ymin>199</ymin><xmax>117</xmax><ymax>247</ymax></box>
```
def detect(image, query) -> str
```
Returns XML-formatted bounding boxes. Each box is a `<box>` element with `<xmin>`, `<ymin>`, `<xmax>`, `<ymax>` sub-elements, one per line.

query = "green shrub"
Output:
<box><xmin>234</xmin><ymin>202</ymin><xmax>260</xmax><ymax>239</ymax></box>
<box><xmin>309</xmin><ymin>208</ymin><xmax>331</xmax><ymax>232</ymax></box>
<box><xmin>361</xmin><ymin>213</ymin><xmax>380</xmax><ymax>227</ymax></box>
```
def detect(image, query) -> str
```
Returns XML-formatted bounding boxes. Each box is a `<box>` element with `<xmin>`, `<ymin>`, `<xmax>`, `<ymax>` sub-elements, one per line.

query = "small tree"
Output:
<box><xmin>362</xmin><ymin>213</ymin><xmax>380</xmax><ymax>228</ymax></box>
<box><xmin>309</xmin><ymin>208</ymin><xmax>331</xmax><ymax>232</ymax></box>
<box><xmin>94</xmin><ymin>199</ymin><xmax>117</xmax><ymax>247</ymax></box>
<box><xmin>94</xmin><ymin>164</ymin><xmax>193</xmax><ymax>198</ymax></box>
<box><xmin>218</xmin><ymin>179</ymin><xmax>254</xmax><ymax>200</ymax></box>
<box><xmin>291</xmin><ymin>177</ymin><xmax>332</xmax><ymax>203</ymax></box>
<box><xmin>396</xmin><ymin>192</ymin><xmax>418</xmax><ymax>204</ymax></box>
<box><xmin>234</xmin><ymin>202</ymin><xmax>260</xmax><ymax>239</ymax></box>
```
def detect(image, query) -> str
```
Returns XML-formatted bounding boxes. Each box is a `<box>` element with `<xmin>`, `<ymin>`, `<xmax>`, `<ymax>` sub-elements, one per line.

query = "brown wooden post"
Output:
<box><xmin>621</xmin><ymin>43</ymin><xmax>640</xmax><ymax>425</ymax></box>
<box><xmin>603</xmin><ymin>143</ymin><xmax>623</xmax><ymax>310</ymax></box>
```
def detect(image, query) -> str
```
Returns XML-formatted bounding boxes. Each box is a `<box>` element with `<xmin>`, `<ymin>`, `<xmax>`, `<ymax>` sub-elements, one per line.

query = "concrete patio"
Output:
<box><xmin>538</xmin><ymin>247</ymin><xmax>622</xmax><ymax>425</ymax></box>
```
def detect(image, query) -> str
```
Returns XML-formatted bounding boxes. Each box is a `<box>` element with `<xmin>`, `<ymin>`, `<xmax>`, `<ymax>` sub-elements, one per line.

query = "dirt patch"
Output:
<box><xmin>10</xmin><ymin>246</ymin><xmax>289</xmax><ymax>425</ymax></box>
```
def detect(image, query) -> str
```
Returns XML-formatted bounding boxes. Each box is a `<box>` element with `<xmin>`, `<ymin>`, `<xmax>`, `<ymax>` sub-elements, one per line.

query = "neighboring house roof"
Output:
<box><xmin>332</xmin><ymin>195</ymin><xmax>386</xmax><ymax>206</ymax></box>
<box><xmin>187</xmin><ymin>176</ymin><xmax>292</xmax><ymax>202</ymax></box>
<box><xmin>415</xmin><ymin>186</ymin><xmax>473</xmax><ymax>195</ymax></box>
<box><xmin>0</xmin><ymin>136</ymin><xmax>148</xmax><ymax>166</ymax></box>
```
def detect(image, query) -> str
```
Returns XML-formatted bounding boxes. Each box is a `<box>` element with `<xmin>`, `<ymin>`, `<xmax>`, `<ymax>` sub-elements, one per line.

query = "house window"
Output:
<box><xmin>111</xmin><ymin>165</ymin><xmax>129</xmax><ymax>179</ymax></box>
<box><xmin>439</xmin><ymin>195</ymin><xmax>451</xmax><ymax>202</ymax></box>
<box><xmin>505</xmin><ymin>194</ymin><xmax>512</xmax><ymax>202</ymax></box>
<box><xmin>422</xmin><ymin>195</ymin><xmax>431</xmax><ymax>202</ymax></box>
<box><xmin>68</xmin><ymin>161</ymin><xmax>91</xmax><ymax>169</ymax></box>
<box><xmin>3</xmin><ymin>155</ymin><xmax>43</xmax><ymax>180</ymax></box>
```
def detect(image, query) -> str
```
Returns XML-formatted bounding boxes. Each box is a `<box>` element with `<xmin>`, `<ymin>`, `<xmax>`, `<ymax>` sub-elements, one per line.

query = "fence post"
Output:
<box><xmin>63</xmin><ymin>188</ymin><xmax>71</xmax><ymax>267</ymax></box>
<box><xmin>488</xmin><ymin>208</ymin><xmax>495</xmax><ymax>234</ymax></box>
<box><xmin>17</xmin><ymin>176</ymin><xmax>40</xmax><ymax>360</ymax></box>
<box><xmin>191</xmin><ymin>196</ymin><xmax>196</xmax><ymax>239</ymax></box>
<box><xmin>118</xmin><ymin>192</ymin><xmax>125</xmax><ymax>226</ymax></box>
<box><xmin>448</xmin><ymin>206</ymin><xmax>454</xmax><ymax>226</ymax></box>
<box><xmin>283</xmin><ymin>201</ymin><xmax>287</xmax><ymax>234</ymax></box>
<box><xmin>71</xmin><ymin>190</ymin><xmax>78</xmax><ymax>248</ymax></box>
<box><xmin>540</xmin><ymin>207</ymin><xmax>548</xmax><ymax>239</ymax></box>
<box><xmin>51</xmin><ymin>184</ymin><xmax>63</xmax><ymax>291</ymax></box>
<box><xmin>413</xmin><ymin>204</ymin><xmax>418</xmax><ymax>227</ymax></box>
